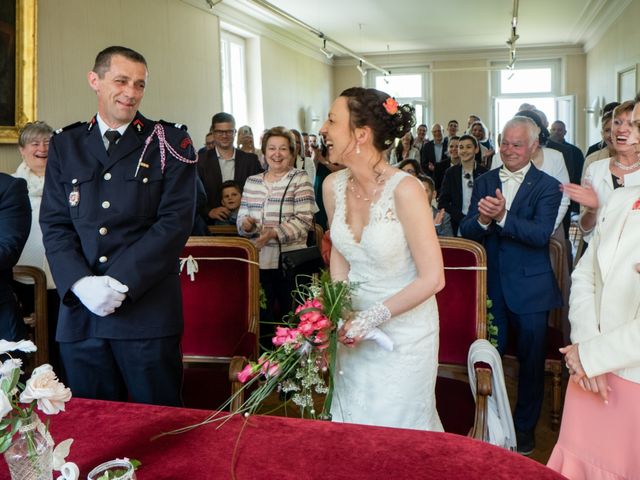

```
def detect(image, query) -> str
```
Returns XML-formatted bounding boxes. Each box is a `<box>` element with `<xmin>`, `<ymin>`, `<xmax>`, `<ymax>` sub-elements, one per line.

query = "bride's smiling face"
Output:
<box><xmin>320</xmin><ymin>96</ymin><xmax>357</xmax><ymax>164</ymax></box>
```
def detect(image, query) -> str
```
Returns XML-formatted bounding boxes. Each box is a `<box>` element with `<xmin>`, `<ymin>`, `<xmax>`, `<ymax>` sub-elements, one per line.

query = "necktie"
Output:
<box><xmin>104</xmin><ymin>130</ymin><xmax>121</xmax><ymax>156</ymax></box>
<box><xmin>498</xmin><ymin>167</ymin><xmax>524</xmax><ymax>184</ymax></box>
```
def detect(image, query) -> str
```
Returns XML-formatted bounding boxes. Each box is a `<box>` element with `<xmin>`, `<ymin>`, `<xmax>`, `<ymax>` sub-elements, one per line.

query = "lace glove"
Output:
<box><xmin>346</xmin><ymin>303</ymin><xmax>392</xmax><ymax>339</ymax></box>
<box><xmin>71</xmin><ymin>276</ymin><xmax>129</xmax><ymax>317</ymax></box>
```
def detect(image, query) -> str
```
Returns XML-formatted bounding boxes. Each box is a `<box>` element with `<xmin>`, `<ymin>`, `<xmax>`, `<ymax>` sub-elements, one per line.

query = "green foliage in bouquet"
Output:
<box><xmin>486</xmin><ymin>296</ymin><xmax>498</xmax><ymax>348</ymax></box>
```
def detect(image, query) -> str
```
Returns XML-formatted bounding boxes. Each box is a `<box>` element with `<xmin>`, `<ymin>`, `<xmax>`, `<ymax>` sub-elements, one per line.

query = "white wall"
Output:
<box><xmin>0</xmin><ymin>0</ymin><xmax>221</xmax><ymax>172</ymax></box>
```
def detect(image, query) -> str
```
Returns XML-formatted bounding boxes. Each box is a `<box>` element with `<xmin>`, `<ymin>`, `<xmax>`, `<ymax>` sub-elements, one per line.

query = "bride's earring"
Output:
<box><xmin>356</xmin><ymin>143</ymin><xmax>361</xmax><ymax>155</ymax></box>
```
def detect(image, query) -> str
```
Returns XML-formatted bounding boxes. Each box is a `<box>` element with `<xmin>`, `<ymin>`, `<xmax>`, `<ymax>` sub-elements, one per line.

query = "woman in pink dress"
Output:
<box><xmin>548</xmin><ymin>94</ymin><xmax>640</xmax><ymax>479</ymax></box>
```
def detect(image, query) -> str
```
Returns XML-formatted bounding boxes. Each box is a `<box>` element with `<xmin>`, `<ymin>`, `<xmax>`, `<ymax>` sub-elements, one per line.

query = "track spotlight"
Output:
<box><xmin>320</xmin><ymin>39</ymin><xmax>334</xmax><ymax>59</ymax></box>
<box><xmin>356</xmin><ymin>61</ymin><xmax>366</xmax><ymax>77</ymax></box>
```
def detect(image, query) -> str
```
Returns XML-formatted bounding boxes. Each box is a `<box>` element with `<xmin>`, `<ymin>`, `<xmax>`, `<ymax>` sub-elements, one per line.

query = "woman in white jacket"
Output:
<box><xmin>548</xmin><ymin>96</ymin><xmax>640</xmax><ymax>478</ymax></box>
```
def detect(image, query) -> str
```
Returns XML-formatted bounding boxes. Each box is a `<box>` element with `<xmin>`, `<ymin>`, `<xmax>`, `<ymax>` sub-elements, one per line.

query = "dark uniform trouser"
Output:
<box><xmin>60</xmin><ymin>336</ymin><xmax>183</xmax><ymax>407</ymax></box>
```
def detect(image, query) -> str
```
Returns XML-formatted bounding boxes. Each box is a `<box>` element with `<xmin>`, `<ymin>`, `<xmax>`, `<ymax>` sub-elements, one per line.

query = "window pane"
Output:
<box><xmin>375</xmin><ymin>74</ymin><xmax>422</xmax><ymax>98</ymax></box>
<box><xmin>500</xmin><ymin>68</ymin><xmax>552</xmax><ymax>94</ymax></box>
<box><xmin>495</xmin><ymin>97</ymin><xmax>555</xmax><ymax>136</ymax></box>
<box><xmin>220</xmin><ymin>33</ymin><xmax>248</xmax><ymax>128</ymax></box>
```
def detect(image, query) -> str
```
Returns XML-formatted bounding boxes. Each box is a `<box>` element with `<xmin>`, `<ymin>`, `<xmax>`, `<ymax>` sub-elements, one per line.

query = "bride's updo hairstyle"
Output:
<box><xmin>340</xmin><ymin>87</ymin><xmax>416</xmax><ymax>152</ymax></box>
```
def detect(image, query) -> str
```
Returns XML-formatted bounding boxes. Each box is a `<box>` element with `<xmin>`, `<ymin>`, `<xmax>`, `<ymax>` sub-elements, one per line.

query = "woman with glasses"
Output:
<box><xmin>438</xmin><ymin>135</ymin><xmax>487</xmax><ymax>235</ymax></box>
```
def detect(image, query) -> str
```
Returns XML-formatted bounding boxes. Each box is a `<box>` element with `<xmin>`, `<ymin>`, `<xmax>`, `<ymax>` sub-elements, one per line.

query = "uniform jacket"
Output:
<box><xmin>459</xmin><ymin>165</ymin><xmax>562</xmax><ymax>315</ymax></box>
<box><xmin>0</xmin><ymin>174</ymin><xmax>31</xmax><ymax>340</ymax></box>
<box><xmin>569</xmin><ymin>186</ymin><xmax>640</xmax><ymax>383</ymax></box>
<box><xmin>197</xmin><ymin>147</ymin><xmax>262</xmax><ymax>217</ymax></box>
<box><xmin>40</xmin><ymin>112</ymin><xmax>197</xmax><ymax>342</ymax></box>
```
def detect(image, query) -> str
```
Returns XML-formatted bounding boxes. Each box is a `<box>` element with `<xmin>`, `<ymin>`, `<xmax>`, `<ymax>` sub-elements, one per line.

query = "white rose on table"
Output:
<box><xmin>20</xmin><ymin>364</ymin><xmax>72</xmax><ymax>415</ymax></box>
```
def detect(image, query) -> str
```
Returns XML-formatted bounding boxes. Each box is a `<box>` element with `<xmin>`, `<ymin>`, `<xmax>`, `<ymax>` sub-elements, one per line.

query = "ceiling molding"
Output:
<box><xmin>333</xmin><ymin>45</ymin><xmax>585</xmax><ymax>70</ymax></box>
<box><xmin>578</xmin><ymin>0</ymin><xmax>631</xmax><ymax>52</ymax></box>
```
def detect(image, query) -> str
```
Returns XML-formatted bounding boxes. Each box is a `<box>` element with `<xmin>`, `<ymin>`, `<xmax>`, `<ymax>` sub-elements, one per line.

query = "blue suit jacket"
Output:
<box><xmin>0</xmin><ymin>174</ymin><xmax>31</xmax><ymax>340</ymax></box>
<box><xmin>459</xmin><ymin>165</ymin><xmax>562</xmax><ymax>315</ymax></box>
<box><xmin>40</xmin><ymin>113</ymin><xmax>197</xmax><ymax>342</ymax></box>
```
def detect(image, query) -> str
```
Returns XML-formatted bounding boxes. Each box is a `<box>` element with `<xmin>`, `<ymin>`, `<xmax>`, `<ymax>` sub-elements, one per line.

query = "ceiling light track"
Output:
<box><xmin>247</xmin><ymin>0</ymin><xmax>390</xmax><ymax>76</ymax></box>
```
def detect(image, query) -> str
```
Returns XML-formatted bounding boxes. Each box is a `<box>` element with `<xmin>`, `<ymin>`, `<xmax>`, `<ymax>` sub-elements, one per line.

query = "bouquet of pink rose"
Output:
<box><xmin>161</xmin><ymin>271</ymin><xmax>353</xmax><ymax>438</ymax></box>
<box><xmin>231</xmin><ymin>270</ymin><xmax>353</xmax><ymax>419</ymax></box>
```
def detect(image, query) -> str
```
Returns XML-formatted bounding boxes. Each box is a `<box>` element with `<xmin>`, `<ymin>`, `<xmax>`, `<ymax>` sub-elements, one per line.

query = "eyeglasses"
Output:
<box><xmin>213</xmin><ymin>129</ymin><xmax>236</xmax><ymax>136</ymax></box>
<box><xmin>464</xmin><ymin>172</ymin><xmax>473</xmax><ymax>189</ymax></box>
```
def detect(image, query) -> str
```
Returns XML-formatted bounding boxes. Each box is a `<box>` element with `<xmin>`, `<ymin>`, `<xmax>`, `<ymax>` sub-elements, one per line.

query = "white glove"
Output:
<box><xmin>362</xmin><ymin>328</ymin><xmax>394</xmax><ymax>352</ymax></box>
<box><xmin>338</xmin><ymin>319</ymin><xmax>394</xmax><ymax>352</ymax></box>
<box><xmin>71</xmin><ymin>276</ymin><xmax>129</xmax><ymax>317</ymax></box>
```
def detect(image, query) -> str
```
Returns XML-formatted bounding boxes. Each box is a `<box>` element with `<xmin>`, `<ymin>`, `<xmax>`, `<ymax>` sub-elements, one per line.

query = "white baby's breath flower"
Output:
<box><xmin>0</xmin><ymin>339</ymin><xmax>36</xmax><ymax>355</ymax></box>
<box><xmin>20</xmin><ymin>364</ymin><xmax>72</xmax><ymax>415</ymax></box>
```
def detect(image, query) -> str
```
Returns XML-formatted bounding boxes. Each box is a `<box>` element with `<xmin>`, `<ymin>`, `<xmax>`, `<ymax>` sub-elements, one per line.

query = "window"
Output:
<box><xmin>220</xmin><ymin>31</ymin><xmax>248</xmax><ymax>127</ymax></box>
<box><xmin>370</xmin><ymin>68</ymin><xmax>430</xmax><ymax>129</ymax></box>
<box><xmin>491</xmin><ymin>60</ymin><xmax>574</xmax><ymax>142</ymax></box>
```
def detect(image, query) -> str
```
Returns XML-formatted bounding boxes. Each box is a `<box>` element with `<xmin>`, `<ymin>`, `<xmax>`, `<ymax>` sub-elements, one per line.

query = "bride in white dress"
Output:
<box><xmin>320</xmin><ymin>87</ymin><xmax>445</xmax><ymax>430</ymax></box>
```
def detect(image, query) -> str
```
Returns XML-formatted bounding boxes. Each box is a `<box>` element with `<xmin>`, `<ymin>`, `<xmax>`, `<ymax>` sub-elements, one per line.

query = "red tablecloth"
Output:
<box><xmin>0</xmin><ymin>399</ymin><xmax>565</xmax><ymax>479</ymax></box>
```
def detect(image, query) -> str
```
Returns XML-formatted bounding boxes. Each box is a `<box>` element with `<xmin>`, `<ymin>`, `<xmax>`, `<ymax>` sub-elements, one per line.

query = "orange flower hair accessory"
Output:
<box><xmin>383</xmin><ymin>97</ymin><xmax>399</xmax><ymax>115</ymax></box>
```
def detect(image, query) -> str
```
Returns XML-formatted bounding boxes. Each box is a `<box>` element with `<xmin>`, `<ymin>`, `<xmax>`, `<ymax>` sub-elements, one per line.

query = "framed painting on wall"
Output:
<box><xmin>0</xmin><ymin>0</ymin><xmax>36</xmax><ymax>144</ymax></box>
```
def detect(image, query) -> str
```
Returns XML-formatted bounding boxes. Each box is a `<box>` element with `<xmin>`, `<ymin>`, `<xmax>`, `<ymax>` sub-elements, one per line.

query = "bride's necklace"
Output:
<box><xmin>348</xmin><ymin>167</ymin><xmax>387</xmax><ymax>203</ymax></box>
<box><xmin>613</xmin><ymin>159</ymin><xmax>640</xmax><ymax>171</ymax></box>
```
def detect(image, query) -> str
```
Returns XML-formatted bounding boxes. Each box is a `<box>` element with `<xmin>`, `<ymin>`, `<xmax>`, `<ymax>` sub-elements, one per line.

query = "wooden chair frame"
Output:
<box><xmin>12</xmin><ymin>265</ymin><xmax>48</xmax><ymax>367</ymax></box>
<box><xmin>181</xmin><ymin>236</ymin><xmax>259</xmax><ymax>410</ymax></box>
<box><xmin>546</xmin><ymin>236</ymin><xmax>565</xmax><ymax>430</ymax></box>
<box><xmin>207</xmin><ymin>225</ymin><xmax>240</xmax><ymax>237</ymax></box>
<box><xmin>436</xmin><ymin>237</ymin><xmax>491</xmax><ymax>441</ymax></box>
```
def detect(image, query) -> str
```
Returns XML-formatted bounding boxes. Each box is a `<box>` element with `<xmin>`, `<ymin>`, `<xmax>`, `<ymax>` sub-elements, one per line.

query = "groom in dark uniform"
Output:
<box><xmin>40</xmin><ymin>46</ymin><xmax>197</xmax><ymax>406</ymax></box>
<box><xmin>460</xmin><ymin>116</ymin><xmax>562</xmax><ymax>455</ymax></box>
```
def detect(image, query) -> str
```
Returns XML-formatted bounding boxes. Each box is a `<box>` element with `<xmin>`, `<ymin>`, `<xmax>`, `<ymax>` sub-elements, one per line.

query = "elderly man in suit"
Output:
<box><xmin>460</xmin><ymin>116</ymin><xmax>562</xmax><ymax>455</ymax></box>
<box><xmin>198</xmin><ymin>112</ymin><xmax>263</xmax><ymax>224</ymax></box>
<box><xmin>40</xmin><ymin>46</ymin><xmax>197</xmax><ymax>406</ymax></box>
<box><xmin>0</xmin><ymin>174</ymin><xmax>31</xmax><ymax>341</ymax></box>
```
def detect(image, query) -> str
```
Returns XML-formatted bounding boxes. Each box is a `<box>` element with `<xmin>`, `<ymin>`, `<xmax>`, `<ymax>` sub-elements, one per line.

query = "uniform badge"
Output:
<box><xmin>68</xmin><ymin>188</ymin><xmax>80</xmax><ymax>207</ymax></box>
<box><xmin>133</xmin><ymin>119</ymin><xmax>144</xmax><ymax>133</ymax></box>
<box><xmin>180</xmin><ymin>137</ymin><xmax>192</xmax><ymax>149</ymax></box>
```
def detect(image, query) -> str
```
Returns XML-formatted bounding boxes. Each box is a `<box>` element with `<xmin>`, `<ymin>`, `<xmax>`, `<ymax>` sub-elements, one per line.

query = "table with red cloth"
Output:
<box><xmin>0</xmin><ymin>399</ymin><xmax>565</xmax><ymax>479</ymax></box>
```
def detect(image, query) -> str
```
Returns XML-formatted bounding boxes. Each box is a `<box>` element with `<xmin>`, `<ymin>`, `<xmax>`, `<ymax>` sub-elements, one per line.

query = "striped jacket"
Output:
<box><xmin>237</xmin><ymin>169</ymin><xmax>317</xmax><ymax>269</ymax></box>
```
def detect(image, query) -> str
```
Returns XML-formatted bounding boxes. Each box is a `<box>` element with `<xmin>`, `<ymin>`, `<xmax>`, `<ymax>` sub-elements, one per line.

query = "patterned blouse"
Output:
<box><xmin>237</xmin><ymin>168</ymin><xmax>318</xmax><ymax>269</ymax></box>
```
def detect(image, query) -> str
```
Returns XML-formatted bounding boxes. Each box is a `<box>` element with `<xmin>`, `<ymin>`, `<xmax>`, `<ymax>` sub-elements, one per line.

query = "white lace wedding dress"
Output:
<box><xmin>330</xmin><ymin>169</ymin><xmax>443</xmax><ymax>431</ymax></box>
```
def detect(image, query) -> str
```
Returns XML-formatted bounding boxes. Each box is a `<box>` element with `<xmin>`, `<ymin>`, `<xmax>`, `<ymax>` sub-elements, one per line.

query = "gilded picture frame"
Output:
<box><xmin>0</xmin><ymin>0</ymin><xmax>36</xmax><ymax>144</ymax></box>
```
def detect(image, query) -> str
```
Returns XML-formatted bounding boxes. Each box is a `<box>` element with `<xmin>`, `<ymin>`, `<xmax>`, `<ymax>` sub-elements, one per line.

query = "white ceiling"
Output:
<box><xmin>219</xmin><ymin>0</ymin><xmax>629</xmax><ymax>55</ymax></box>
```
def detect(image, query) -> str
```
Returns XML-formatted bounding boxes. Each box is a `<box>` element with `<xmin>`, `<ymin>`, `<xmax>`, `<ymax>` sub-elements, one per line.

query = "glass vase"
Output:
<box><xmin>3</xmin><ymin>414</ymin><xmax>53</xmax><ymax>480</ymax></box>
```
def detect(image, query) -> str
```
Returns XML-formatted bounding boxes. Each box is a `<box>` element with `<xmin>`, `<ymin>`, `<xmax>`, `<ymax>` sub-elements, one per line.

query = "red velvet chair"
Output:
<box><xmin>179</xmin><ymin>236</ymin><xmax>259</xmax><ymax>411</ymax></box>
<box><xmin>435</xmin><ymin>237</ymin><xmax>492</xmax><ymax>441</ymax></box>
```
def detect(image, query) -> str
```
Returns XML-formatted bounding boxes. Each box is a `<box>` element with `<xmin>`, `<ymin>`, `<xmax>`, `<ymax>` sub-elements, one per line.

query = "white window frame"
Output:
<box><xmin>220</xmin><ymin>30</ymin><xmax>248</xmax><ymax>128</ymax></box>
<box><xmin>491</xmin><ymin>59</ymin><xmax>571</xmax><ymax>142</ymax></box>
<box><xmin>368</xmin><ymin>67</ymin><xmax>431</xmax><ymax>129</ymax></box>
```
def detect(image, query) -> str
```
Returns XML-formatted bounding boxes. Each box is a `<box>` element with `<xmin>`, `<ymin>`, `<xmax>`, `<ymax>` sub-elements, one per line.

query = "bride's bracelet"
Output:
<box><xmin>346</xmin><ymin>303</ymin><xmax>391</xmax><ymax>339</ymax></box>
